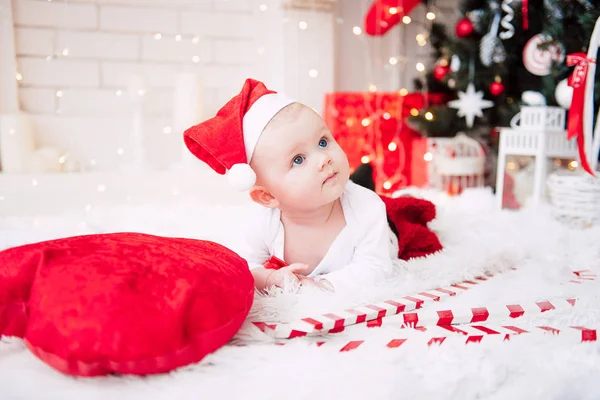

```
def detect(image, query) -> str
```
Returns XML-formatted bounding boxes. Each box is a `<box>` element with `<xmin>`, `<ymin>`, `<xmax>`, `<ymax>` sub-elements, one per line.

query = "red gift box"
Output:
<box><xmin>410</xmin><ymin>137</ymin><xmax>432</xmax><ymax>188</ymax></box>
<box><xmin>323</xmin><ymin>92</ymin><xmax>447</xmax><ymax>192</ymax></box>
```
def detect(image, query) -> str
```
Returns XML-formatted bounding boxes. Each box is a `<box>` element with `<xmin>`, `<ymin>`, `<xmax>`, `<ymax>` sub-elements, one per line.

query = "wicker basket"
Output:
<box><xmin>547</xmin><ymin>171</ymin><xmax>600</xmax><ymax>227</ymax></box>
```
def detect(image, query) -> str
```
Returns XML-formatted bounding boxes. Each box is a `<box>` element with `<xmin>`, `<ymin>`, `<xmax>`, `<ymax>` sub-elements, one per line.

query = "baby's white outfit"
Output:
<box><xmin>237</xmin><ymin>181</ymin><xmax>394</xmax><ymax>292</ymax></box>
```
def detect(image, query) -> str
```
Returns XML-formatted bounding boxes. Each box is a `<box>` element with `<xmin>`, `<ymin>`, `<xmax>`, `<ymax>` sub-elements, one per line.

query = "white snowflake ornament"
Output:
<box><xmin>448</xmin><ymin>83</ymin><xmax>494</xmax><ymax>128</ymax></box>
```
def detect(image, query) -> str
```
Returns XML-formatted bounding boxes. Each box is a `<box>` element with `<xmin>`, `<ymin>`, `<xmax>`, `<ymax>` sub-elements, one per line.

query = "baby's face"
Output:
<box><xmin>250</xmin><ymin>104</ymin><xmax>350</xmax><ymax>211</ymax></box>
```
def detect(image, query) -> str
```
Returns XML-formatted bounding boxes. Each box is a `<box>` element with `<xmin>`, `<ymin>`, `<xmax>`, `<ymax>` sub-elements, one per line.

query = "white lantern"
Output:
<box><xmin>510</xmin><ymin>106</ymin><xmax>566</xmax><ymax>132</ymax></box>
<box><xmin>495</xmin><ymin>127</ymin><xmax>578</xmax><ymax>209</ymax></box>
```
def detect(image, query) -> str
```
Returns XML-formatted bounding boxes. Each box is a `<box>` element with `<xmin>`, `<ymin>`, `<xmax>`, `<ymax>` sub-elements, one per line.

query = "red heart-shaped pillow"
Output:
<box><xmin>0</xmin><ymin>232</ymin><xmax>254</xmax><ymax>376</ymax></box>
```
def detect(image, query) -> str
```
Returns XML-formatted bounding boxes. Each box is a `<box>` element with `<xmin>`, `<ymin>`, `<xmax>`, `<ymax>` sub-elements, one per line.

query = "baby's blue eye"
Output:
<box><xmin>292</xmin><ymin>155</ymin><xmax>305</xmax><ymax>166</ymax></box>
<box><xmin>319</xmin><ymin>138</ymin><xmax>328</xmax><ymax>148</ymax></box>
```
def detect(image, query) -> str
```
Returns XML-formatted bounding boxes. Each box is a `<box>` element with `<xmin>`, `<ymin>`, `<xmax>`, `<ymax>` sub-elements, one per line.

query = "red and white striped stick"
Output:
<box><xmin>402</xmin><ymin>323</ymin><xmax>597</xmax><ymax>341</ymax></box>
<box><xmin>253</xmin><ymin>272</ymin><xmax>502</xmax><ymax>339</ymax></box>
<box><xmin>253</xmin><ymin>269</ymin><xmax>595</xmax><ymax>339</ymax></box>
<box><xmin>568</xmin><ymin>269</ymin><xmax>597</xmax><ymax>284</ymax></box>
<box><xmin>364</xmin><ymin>298</ymin><xmax>577</xmax><ymax>328</ymax></box>
<box><xmin>364</xmin><ymin>270</ymin><xmax>593</xmax><ymax>330</ymax></box>
<box><xmin>270</xmin><ymin>325</ymin><xmax>598</xmax><ymax>351</ymax></box>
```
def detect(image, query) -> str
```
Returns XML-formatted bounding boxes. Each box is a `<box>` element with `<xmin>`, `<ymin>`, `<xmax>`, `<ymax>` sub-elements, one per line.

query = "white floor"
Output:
<box><xmin>1</xmin><ymin>188</ymin><xmax>600</xmax><ymax>400</ymax></box>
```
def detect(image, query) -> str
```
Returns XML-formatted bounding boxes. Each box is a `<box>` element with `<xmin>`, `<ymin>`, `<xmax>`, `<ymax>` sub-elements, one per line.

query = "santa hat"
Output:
<box><xmin>183</xmin><ymin>78</ymin><xmax>295</xmax><ymax>191</ymax></box>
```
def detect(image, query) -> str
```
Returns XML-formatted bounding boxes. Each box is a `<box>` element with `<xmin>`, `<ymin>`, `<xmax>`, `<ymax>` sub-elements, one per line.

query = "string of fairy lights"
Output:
<box><xmin>347</xmin><ymin>1</ymin><xmax>440</xmax><ymax>191</ymax></box>
<box><xmin>12</xmin><ymin>0</ymin><xmax>238</xmax><ymax>176</ymax></box>
<box><xmin>6</xmin><ymin>0</ymin><xmax>438</xmax><ymax>209</ymax></box>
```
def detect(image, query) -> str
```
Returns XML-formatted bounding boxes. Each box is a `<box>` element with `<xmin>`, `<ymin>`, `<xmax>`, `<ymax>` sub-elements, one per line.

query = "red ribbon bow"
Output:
<box><xmin>566</xmin><ymin>52</ymin><xmax>596</xmax><ymax>176</ymax></box>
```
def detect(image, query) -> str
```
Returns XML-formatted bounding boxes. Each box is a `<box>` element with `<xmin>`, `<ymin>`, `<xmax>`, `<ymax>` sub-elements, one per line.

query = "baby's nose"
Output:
<box><xmin>319</xmin><ymin>154</ymin><xmax>332</xmax><ymax>170</ymax></box>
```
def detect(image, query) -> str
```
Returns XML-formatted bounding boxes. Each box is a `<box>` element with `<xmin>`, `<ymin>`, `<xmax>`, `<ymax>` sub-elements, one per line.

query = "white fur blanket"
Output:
<box><xmin>1</xmin><ymin>189</ymin><xmax>599</xmax><ymax>400</ymax></box>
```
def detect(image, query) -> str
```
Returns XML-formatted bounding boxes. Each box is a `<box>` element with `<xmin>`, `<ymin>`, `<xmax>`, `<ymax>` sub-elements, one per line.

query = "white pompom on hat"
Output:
<box><xmin>183</xmin><ymin>79</ymin><xmax>295</xmax><ymax>191</ymax></box>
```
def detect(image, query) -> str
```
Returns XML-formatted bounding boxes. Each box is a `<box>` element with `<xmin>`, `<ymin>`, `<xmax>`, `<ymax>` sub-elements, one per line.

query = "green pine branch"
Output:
<box><xmin>410</xmin><ymin>0</ymin><xmax>600</xmax><ymax>140</ymax></box>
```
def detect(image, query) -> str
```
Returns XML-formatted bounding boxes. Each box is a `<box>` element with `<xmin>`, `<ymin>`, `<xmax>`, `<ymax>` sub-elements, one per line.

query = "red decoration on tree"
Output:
<box><xmin>363</xmin><ymin>0</ymin><xmax>421</xmax><ymax>36</ymax></box>
<box><xmin>434</xmin><ymin>65</ymin><xmax>450</xmax><ymax>81</ymax></box>
<box><xmin>522</xmin><ymin>0</ymin><xmax>529</xmax><ymax>30</ymax></box>
<box><xmin>566</xmin><ymin>52</ymin><xmax>596</xmax><ymax>176</ymax></box>
<box><xmin>490</xmin><ymin>81</ymin><xmax>505</xmax><ymax>96</ymax></box>
<box><xmin>455</xmin><ymin>17</ymin><xmax>474</xmax><ymax>38</ymax></box>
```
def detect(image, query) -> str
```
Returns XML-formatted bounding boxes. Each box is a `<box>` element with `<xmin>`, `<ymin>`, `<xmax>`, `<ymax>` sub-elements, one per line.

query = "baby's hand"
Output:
<box><xmin>265</xmin><ymin>263</ymin><xmax>310</xmax><ymax>288</ymax></box>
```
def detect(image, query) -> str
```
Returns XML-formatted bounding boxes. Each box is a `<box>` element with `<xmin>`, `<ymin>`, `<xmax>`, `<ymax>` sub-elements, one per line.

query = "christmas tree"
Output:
<box><xmin>539</xmin><ymin>0</ymin><xmax>600</xmax><ymax>109</ymax></box>
<box><xmin>408</xmin><ymin>0</ymin><xmax>600</xmax><ymax>143</ymax></box>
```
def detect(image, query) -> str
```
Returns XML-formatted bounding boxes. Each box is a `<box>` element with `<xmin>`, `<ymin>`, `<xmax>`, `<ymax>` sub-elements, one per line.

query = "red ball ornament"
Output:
<box><xmin>455</xmin><ymin>17</ymin><xmax>474</xmax><ymax>38</ymax></box>
<box><xmin>433</xmin><ymin>65</ymin><xmax>450</xmax><ymax>81</ymax></box>
<box><xmin>490</xmin><ymin>81</ymin><xmax>505</xmax><ymax>96</ymax></box>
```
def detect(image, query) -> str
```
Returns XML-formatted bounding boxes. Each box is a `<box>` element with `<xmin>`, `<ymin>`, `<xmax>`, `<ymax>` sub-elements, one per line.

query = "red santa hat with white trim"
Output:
<box><xmin>183</xmin><ymin>78</ymin><xmax>295</xmax><ymax>191</ymax></box>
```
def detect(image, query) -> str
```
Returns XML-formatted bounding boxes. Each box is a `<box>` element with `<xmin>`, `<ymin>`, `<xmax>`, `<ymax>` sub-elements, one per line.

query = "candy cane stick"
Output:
<box><xmin>368</xmin><ymin>270</ymin><xmax>593</xmax><ymax>328</ymax></box>
<box><xmin>413</xmin><ymin>324</ymin><xmax>597</xmax><ymax>345</ymax></box>
<box><xmin>253</xmin><ymin>268</ymin><xmax>595</xmax><ymax>339</ymax></box>
<box><xmin>269</xmin><ymin>325</ymin><xmax>598</xmax><ymax>351</ymax></box>
<box><xmin>568</xmin><ymin>269</ymin><xmax>597</xmax><ymax>284</ymax></box>
<box><xmin>364</xmin><ymin>298</ymin><xmax>577</xmax><ymax>328</ymax></box>
<box><xmin>574</xmin><ymin>269</ymin><xmax>598</xmax><ymax>278</ymax></box>
<box><xmin>253</xmin><ymin>272</ymin><xmax>503</xmax><ymax>339</ymax></box>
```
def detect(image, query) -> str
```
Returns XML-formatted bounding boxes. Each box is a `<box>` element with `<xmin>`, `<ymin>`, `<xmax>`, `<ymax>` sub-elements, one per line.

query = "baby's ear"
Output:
<box><xmin>249</xmin><ymin>186</ymin><xmax>279</xmax><ymax>208</ymax></box>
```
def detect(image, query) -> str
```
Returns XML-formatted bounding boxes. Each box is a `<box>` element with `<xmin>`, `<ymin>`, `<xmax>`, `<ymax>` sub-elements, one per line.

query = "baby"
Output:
<box><xmin>184</xmin><ymin>79</ymin><xmax>394</xmax><ymax>293</ymax></box>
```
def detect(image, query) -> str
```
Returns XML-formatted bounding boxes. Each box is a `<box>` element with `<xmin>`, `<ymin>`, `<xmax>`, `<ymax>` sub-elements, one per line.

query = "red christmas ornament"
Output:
<box><xmin>433</xmin><ymin>65</ymin><xmax>450</xmax><ymax>81</ymax></box>
<box><xmin>455</xmin><ymin>17</ymin><xmax>474</xmax><ymax>38</ymax></box>
<box><xmin>363</xmin><ymin>0</ymin><xmax>421</xmax><ymax>36</ymax></box>
<box><xmin>490</xmin><ymin>81</ymin><xmax>505</xmax><ymax>96</ymax></box>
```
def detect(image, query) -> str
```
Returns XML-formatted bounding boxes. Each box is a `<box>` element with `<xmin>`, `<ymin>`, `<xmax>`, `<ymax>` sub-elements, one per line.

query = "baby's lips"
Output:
<box><xmin>323</xmin><ymin>172</ymin><xmax>337</xmax><ymax>184</ymax></box>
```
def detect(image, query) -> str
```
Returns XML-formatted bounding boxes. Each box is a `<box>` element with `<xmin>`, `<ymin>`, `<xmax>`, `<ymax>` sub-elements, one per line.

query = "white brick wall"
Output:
<box><xmin>100</xmin><ymin>62</ymin><xmax>178</xmax><ymax>88</ymax></box>
<box><xmin>7</xmin><ymin>0</ymin><xmax>335</xmax><ymax>172</ymax></box>
<box><xmin>19</xmin><ymin>57</ymin><xmax>100</xmax><ymax>87</ymax></box>
<box><xmin>56</xmin><ymin>31</ymin><xmax>139</xmax><ymax>60</ymax></box>
<box><xmin>214</xmin><ymin>0</ymin><xmax>251</xmax><ymax>12</ymax></box>
<box><xmin>57</xmin><ymin>89</ymin><xmax>131</xmax><ymax>116</ymax></box>
<box><xmin>72</xmin><ymin>0</ymin><xmax>212</xmax><ymax>8</ymax></box>
<box><xmin>180</xmin><ymin>11</ymin><xmax>254</xmax><ymax>38</ymax></box>
<box><xmin>140</xmin><ymin>36</ymin><xmax>211</xmax><ymax>63</ymax></box>
<box><xmin>15</xmin><ymin>28</ymin><xmax>54</xmax><ymax>56</ymax></box>
<box><xmin>19</xmin><ymin>88</ymin><xmax>56</xmax><ymax>113</ymax></box>
<box><xmin>212</xmin><ymin>39</ymin><xmax>254</xmax><ymax>64</ymax></box>
<box><xmin>56</xmin><ymin>88</ymin><xmax>173</xmax><ymax>116</ymax></box>
<box><xmin>99</xmin><ymin>6</ymin><xmax>178</xmax><ymax>33</ymax></box>
<box><xmin>14</xmin><ymin>0</ymin><xmax>98</xmax><ymax>29</ymax></box>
